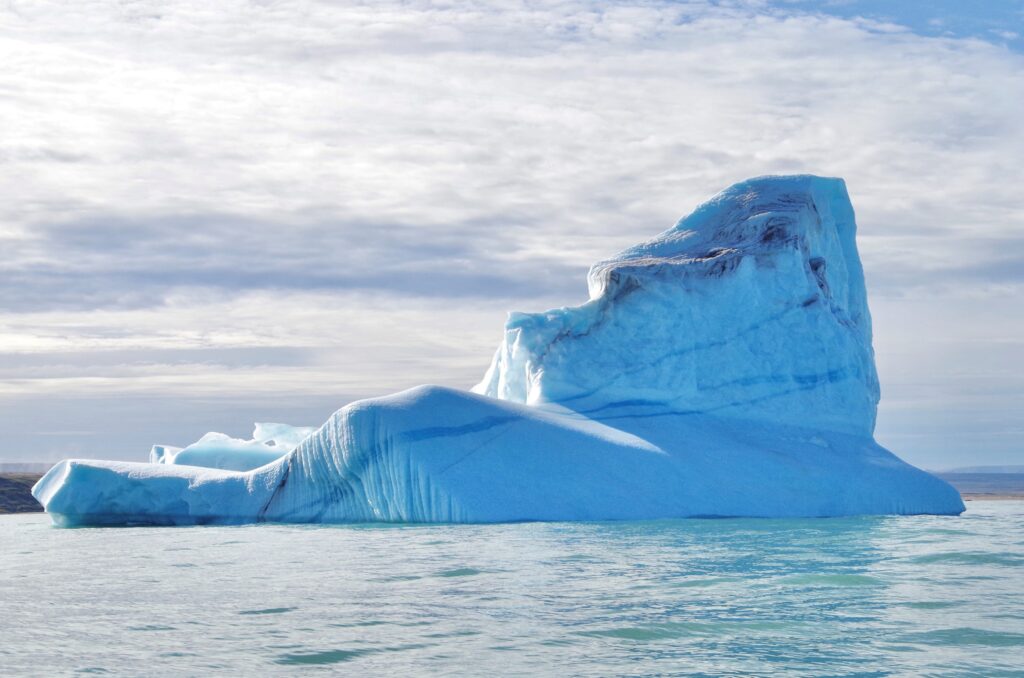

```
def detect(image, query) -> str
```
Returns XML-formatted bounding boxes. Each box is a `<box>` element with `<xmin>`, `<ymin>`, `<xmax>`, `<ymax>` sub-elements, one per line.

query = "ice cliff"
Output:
<box><xmin>32</xmin><ymin>175</ymin><xmax>964</xmax><ymax>526</ymax></box>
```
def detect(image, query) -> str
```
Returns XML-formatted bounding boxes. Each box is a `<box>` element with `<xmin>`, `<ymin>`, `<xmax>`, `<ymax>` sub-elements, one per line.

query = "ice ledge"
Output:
<box><xmin>34</xmin><ymin>386</ymin><xmax>964</xmax><ymax>526</ymax></box>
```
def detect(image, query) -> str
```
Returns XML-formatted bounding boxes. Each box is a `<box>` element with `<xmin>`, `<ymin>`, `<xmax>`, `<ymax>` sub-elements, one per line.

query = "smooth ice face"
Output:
<box><xmin>474</xmin><ymin>175</ymin><xmax>878</xmax><ymax>437</ymax></box>
<box><xmin>32</xmin><ymin>175</ymin><xmax>964</xmax><ymax>526</ymax></box>
<box><xmin>149</xmin><ymin>423</ymin><xmax>314</xmax><ymax>472</ymax></box>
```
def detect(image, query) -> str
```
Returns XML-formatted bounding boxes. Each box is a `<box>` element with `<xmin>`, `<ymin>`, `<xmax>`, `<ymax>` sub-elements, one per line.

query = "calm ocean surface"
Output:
<box><xmin>2</xmin><ymin>502</ymin><xmax>1023</xmax><ymax>676</ymax></box>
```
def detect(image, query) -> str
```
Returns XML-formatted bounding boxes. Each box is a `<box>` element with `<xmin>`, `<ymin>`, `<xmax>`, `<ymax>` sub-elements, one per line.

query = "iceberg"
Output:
<box><xmin>148</xmin><ymin>423</ymin><xmax>314</xmax><ymax>472</ymax></box>
<box><xmin>32</xmin><ymin>175</ymin><xmax>964</xmax><ymax>526</ymax></box>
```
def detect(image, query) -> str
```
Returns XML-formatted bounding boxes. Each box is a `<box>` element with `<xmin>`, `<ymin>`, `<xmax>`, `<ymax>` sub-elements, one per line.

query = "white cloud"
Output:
<box><xmin>1</xmin><ymin>0</ymin><xmax>1022</xmax><ymax>465</ymax></box>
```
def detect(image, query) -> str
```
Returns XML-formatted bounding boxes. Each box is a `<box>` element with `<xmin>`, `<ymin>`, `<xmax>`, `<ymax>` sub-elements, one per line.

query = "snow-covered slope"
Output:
<box><xmin>32</xmin><ymin>175</ymin><xmax>964</xmax><ymax>525</ymax></box>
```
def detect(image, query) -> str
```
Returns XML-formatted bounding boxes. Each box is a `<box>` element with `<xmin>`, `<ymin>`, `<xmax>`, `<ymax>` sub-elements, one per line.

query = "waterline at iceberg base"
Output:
<box><xmin>33</xmin><ymin>175</ymin><xmax>964</xmax><ymax>526</ymax></box>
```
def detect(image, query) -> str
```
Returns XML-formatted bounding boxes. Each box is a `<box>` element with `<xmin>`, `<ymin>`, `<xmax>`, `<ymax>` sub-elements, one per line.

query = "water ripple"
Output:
<box><xmin>909</xmin><ymin>551</ymin><xmax>1024</xmax><ymax>567</ymax></box>
<box><xmin>1</xmin><ymin>502</ymin><xmax>1022</xmax><ymax>675</ymax></box>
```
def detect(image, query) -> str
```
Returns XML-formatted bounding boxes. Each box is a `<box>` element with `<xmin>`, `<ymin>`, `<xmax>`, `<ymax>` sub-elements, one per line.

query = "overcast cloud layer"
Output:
<box><xmin>1</xmin><ymin>0</ymin><xmax>1022</xmax><ymax>469</ymax></box>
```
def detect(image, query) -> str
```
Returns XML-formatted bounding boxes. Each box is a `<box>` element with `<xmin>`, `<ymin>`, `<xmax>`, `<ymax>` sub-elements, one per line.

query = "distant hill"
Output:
<box><xmin>936</xmin><ymin>472</ymin><xmax>1024</xmax><ymax>498</ymax></box>
<box><xmin>0</xmin><ymin>463</ymin><xmax>55</xmax><ymax>473</ymax></box>
<box><xmin>0</xmin><ymin>474</ymin><xmax>43</xmax><ymax>514</ymax></box>
<box><xmin>942</xmin><ymin>465</ymin><xmax>1024</xmax><ymax>474</ymax></box>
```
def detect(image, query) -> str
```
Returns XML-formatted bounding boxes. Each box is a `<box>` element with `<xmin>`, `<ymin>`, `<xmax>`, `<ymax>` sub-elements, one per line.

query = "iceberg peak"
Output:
<box><xmin>475</xmin><ymin>174</ymin><xmax>878</xmax><ymax>438</ymax></box>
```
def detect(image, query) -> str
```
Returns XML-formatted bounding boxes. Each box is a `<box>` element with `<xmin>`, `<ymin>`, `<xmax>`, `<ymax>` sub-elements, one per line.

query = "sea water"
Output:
<box><xmin>1</xmin><ymin>502</ymin><xmax>1022</xmax><ymax>676</ymax></box>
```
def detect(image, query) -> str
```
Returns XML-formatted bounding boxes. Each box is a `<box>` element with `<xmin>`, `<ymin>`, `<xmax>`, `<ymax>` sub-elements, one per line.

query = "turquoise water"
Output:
<box><xmin>2</xmin><ymin>503</ymin><xmax>1023</xmax><ymax>676</ymax></box>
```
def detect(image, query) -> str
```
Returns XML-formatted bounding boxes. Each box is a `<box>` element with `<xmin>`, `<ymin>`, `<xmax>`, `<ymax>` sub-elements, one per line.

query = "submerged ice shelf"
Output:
<box><xmin>33</xmin><ymin>175</ymin><xmax>964</xmax><ymax>525</ymax></box>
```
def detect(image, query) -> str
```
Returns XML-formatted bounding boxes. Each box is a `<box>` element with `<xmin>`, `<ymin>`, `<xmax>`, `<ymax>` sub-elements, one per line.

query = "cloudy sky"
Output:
<box><xmin>1</xmin><ymin>0</ymin><xmax>1022</xmax><ymax>469</ymax></box>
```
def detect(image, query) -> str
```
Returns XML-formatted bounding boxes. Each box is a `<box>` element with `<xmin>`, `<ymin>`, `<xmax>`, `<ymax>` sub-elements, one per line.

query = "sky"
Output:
<box><xmin>1</xmin><ymin>0</ymin><xmax>1022</xmax><ymax>470</ymax></box>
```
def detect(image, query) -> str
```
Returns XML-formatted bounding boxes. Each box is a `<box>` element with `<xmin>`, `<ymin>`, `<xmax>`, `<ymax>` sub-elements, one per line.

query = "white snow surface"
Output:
<box><xmin>33</xmin><ymin>176</ymin><xmax>964</xmax><ymax>525</ymax></box>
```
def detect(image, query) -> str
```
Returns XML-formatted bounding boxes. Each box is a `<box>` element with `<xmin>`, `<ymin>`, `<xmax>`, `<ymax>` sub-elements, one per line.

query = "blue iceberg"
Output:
<box><xmin>33</xmin><ymin>175</ymin><xmax>964</xmax><ymax>526</ymax></box>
